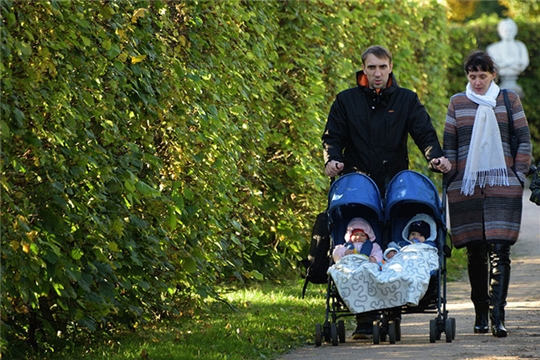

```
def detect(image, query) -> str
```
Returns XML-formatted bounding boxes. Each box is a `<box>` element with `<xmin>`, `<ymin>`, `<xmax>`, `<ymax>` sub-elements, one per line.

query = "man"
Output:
<box><xmin>322</xmin><ymin>45</ymin><xmax>451</xmax><ymax>339</ymax></box>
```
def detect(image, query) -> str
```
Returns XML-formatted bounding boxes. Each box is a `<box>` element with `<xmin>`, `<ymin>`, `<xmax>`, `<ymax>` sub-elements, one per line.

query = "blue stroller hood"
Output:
<box><xmin>328</xmin><ymin>173</ymin><xmax>384</xmax><ymax>222</ymax></box>
<box><xmin>327</xmin><ymin>173</ymin><xmax>384</xmax><ymax>247</ymax></box>
<box><xmin>384</xmin><ymin>170</ymin><xmax>446</xmax><ymax>250</ymax></box>
<box><xmin>384</xmin><ymin>170</ymin><xmax>445</xmax><ymax>225</ymax></box>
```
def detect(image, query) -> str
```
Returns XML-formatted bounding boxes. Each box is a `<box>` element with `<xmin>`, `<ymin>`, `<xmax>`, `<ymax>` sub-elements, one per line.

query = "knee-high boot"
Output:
<box><xmin>467</xmin><ymin>244</ymin><xmax>490</xmax><ymax>334</ymax></box>
<box><xmin>489</xmin><ymin>243</ymin><xmax>511</xmax><ymax>338</ymax></box>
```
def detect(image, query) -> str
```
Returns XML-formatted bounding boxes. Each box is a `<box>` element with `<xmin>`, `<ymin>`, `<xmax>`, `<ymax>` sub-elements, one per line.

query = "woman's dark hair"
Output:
<box><xmin>464</xmin><ymin>50</ymin><xmax>496</xmax><ymax>74</ymax></box>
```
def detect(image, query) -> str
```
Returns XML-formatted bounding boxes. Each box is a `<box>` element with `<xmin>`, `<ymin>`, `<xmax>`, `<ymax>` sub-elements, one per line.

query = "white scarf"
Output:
<box><xmin>461</xmin><ymin>82</ymin><xmax>508</xmax><ymax>196</ymax></box>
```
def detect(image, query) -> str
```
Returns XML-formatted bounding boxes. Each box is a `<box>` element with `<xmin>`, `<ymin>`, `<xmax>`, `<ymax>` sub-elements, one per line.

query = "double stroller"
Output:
<box><xmin>314</xmin><ymin>170</ymin><xmax>456</xmax><ymax>346</ymax></box>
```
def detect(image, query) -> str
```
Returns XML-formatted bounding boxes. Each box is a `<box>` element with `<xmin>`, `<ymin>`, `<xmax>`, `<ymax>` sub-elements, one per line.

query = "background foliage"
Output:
<box><xmin>1</xmin><ymin>0</ymin><xmax>537</xmax><ymax>357</ymax></box>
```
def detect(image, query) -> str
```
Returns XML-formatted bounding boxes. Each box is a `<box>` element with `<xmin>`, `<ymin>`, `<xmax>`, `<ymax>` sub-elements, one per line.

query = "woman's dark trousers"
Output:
<box><xmin>467</xmin><ymin>242</ymin><xmax>511</xmax><ymax>337</ymax></box>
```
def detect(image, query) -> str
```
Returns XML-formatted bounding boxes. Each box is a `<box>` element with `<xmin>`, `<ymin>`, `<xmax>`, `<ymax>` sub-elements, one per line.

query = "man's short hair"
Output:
<box><xmin>362</xmin><ymin>45</ymin><xmax>393</xmax><ymax>65</ymax></box>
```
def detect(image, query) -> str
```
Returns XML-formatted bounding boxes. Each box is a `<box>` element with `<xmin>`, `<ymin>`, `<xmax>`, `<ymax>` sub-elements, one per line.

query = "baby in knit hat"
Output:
<box><xmin>332</xmin><ymin>217</ymin><xmax>383</xmax><ymax>263</ymax></box>
<box><xmin>384</xmin><ymin>213</ymin><xmax>437</xmax><ymax>261</ymax></box>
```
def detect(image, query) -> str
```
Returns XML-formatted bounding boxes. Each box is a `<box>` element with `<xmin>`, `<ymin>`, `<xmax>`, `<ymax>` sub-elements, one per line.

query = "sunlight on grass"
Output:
<box><xmin>52</xmin><ymin>279</ymin><xmax>327</xmax><ymax>360</ymax></box>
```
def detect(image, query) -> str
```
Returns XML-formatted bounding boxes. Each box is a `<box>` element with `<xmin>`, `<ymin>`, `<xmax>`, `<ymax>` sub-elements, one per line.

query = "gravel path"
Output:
<box><xmin>280</xmin><ymin>182</ymin><xmax>540</xmax><ymax>360</ymax></box>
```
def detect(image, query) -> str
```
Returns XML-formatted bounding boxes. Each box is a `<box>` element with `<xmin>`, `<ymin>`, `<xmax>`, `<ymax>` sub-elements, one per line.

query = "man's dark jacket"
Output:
<box><xmin>322</xmin><ymin>70</ymin><xmax>444</xmax><ymax>193</ymax></box>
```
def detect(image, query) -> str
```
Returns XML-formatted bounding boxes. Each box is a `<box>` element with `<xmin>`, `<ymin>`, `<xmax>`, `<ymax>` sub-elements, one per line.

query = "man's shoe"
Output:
<box><xmin>492</xmin><ymin>321</ymin><xmax>508</xmax><ymax>337</ymax></box>
<box><xmin>352</xmin><ymin>331</ymin><xmax>372</xmax><ymax>340</ymax></box>
<box><xmin>474</xmin><ymin>324</ymin><xmax>489</xmax><ymax>333</ymax></box>
<box><xmin>474</xmin><ymin>315</ymin><xmax>489</xmax><ymax>333</ymax></box>
<box><xmin>352</xmin><ymin>323</ymin><xmax>373</xmax><ymax>340</ymax></box>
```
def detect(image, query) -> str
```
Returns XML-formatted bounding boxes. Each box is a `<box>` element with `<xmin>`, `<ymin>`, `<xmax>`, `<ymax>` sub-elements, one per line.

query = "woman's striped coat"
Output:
<box><xmin>443</xmin><ymin>89</ymin><xmax>532</xmax><ymax>249</ymax></box>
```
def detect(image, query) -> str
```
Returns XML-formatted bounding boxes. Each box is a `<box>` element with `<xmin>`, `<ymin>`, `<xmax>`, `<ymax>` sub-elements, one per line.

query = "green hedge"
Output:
<box><xmin>1</xmin><ymin>0</ymin><xmax>450</xmax><ymax>355</ymax></box>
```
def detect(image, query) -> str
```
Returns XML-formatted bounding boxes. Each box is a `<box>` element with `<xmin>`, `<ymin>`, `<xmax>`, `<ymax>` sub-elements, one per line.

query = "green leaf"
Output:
<box><xmin>13</xmin><ymin>108</ymin><xmax>25</xmax><ymax>128</ymax></box>
<box><xmin>108</xmin><ymin>241</ymin><xmax>119</xmax><ymax>252</ymax></box>
<box><xmin>15</xmin><ymin>41</ymin><xmax>32</xmax><ymax>58</ymax></box>
<box><xmin>71</xmin><ymin>248</ymin><xmax>84</xmax><ymax>260</ymax></box>
<box><xmin>135</xmin><ymin>180</ymin><xmax>160</xmax><ymax>198</ymax></box>
<box><xmin>80</xmin><ymin>35</ymin><xmax>91</xmax><ymax>47</ymax></box>
<box><xmin>79</xmin><ymin>273</ymin><xmax>93</xmax><ymax>293</ymax></box>
<box><xmin>102</xmin><ymin>39</ymin><xmax>112</xmax><ymax>51</ymax></box>
<box><xmin>182</xmin><ymin>257</ymin><xmax>197</xmax><ymax>273</ymax></box>
<box><xmin>107</xmin><ymin>43</ymin><xmax>121</xmax><ymax>59</ymax></box>
<box><xmin>113</xmin><ymin>60</ymin><xmax>125</xmax><ymax>71</ymax></box>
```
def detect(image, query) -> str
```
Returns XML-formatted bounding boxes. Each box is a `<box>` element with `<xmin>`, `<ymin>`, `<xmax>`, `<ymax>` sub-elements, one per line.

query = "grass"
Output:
<box><xmin>14</xmin><ymin>251</ymin><xmax>468</xmax><ymax>360</ymax></box>
<box><xmin>19</xmin><ymin>279</ymin><xmax>327</xmax><ymax>360</ymax></box>
<box><xmin>446</xmin><ymin>242</ymin><xmax>468</xmax><ymax>282</ymax></box>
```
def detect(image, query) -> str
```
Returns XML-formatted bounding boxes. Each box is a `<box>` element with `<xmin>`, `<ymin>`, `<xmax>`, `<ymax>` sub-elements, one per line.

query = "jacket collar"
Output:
<box><xmin>356</xmin><ymin>70</ymin><xmax>398</xmax><ymax>105</ymax></box>
<box><xmin>356</xmin><ymin>70</ymin><xmax>398</xmax><ymax>94</ymax></box>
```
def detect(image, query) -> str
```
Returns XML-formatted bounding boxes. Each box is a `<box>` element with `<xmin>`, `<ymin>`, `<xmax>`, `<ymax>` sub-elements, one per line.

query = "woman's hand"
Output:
<box><xmin>431</xmin><ymin>157</ymin><xmax>452</xmax><ymax>173</ymax></box>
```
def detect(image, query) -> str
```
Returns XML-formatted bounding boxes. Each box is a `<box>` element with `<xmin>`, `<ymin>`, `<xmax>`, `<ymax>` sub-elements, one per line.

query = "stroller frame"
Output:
<box><xmin>315</xmin><ymin>171</ymin><xmax>456</xmax><ymax>346</ymax></box>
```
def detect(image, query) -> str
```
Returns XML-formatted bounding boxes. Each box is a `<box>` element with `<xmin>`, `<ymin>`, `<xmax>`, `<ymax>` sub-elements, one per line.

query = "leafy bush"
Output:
<box><xmin>1</xmin><ymin>0</ymin><xmax>450</xmax><ymax>356</ymax></box>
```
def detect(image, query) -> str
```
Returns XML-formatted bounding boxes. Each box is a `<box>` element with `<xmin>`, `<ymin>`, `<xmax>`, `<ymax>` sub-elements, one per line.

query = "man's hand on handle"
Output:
<box><xmin>325</xmin><ymin>160</ymin><xmax>344</xmax><ymax>177</ymax></box>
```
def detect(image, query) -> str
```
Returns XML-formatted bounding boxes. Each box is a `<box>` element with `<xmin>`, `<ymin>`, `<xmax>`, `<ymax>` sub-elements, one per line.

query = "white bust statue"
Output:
<box><xmin>487</xmin><ymin>18</ymin><xmax>529</xmax><ymax>97</ymax></box>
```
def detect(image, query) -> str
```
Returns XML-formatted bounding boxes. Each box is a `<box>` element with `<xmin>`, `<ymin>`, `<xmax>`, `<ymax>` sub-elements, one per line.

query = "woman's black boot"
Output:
<box><xmin>473</xmin><ymin>301</ymin><xmax>489</xmax><ymax>333</ymax></box>
<box><xmin>489</xmin><ymin>243</ymin><xmax>511</xmax><ymax>338</ymax></box>
<box><xmin>490</xmin><ymin>306</ymin><xmax>507</xmax><ymax>337</ymax></box>
<box><xmin>467</xmin><ymin>243</ymin><xmax>489</xmax><ymax>334</ymax></box>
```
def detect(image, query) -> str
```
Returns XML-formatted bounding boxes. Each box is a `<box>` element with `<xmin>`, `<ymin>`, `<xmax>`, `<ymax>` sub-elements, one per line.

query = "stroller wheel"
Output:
<box><xmin>380</xmin><ymin>327</ymin><xmax>388</xmax><ymax>343</ymax></box>
<box><xmin>372</xmin><ymin>320</ymin><xmax>380</xmax><ymax>345</ymax></box>
<box><xmin>337</xmin><ymin>320</ymin><xmax>346</xmax><ymax>343</ymax></box>
<box><xmin>315</xmin><ymin>323</ymin><xmax>322</xmax><ymax>347</ymax></box>
<box><xmin>388</xmin><ymin>321</ymin><xmax>396</xmax><ymax>344</ymax></box>
<box><xmin>323</xmin><ymin>321</ymin><xmax>331</xmax><ymax>343</ymax></box>
<box><xmin>445</xmin><ymin>318</ymin><xmax>454</xmax><ymax>343</ymax></box>
<box><xmin>429</xmin><ymin>319</ymin><xmax>437</xmax><ymax>343</ymax></box>
<box><xmin>395</xmin><ymin>317</ymin><xmax>401</xmax><ymax>341</ymax></box>
<box><xmin>436</xmin><ymin>324</ymin><xmax>442</xmax><ymax>341</ymax></box>
<box><xmin>330</xmin><ymin>322</ymin><xmax>338</xmax><ymax>346</ymax></box>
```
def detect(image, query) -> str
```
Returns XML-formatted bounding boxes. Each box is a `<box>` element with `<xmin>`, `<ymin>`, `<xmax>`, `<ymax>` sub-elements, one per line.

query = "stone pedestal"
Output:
<box><xmin>499</xmin><ymin>75</ymin><xmax>524</xmax><ymax>98</ymax></box>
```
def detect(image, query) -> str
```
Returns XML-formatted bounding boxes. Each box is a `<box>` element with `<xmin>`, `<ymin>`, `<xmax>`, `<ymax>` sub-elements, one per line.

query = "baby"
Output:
<box><xmin>332</xmin><ymin>217</ymin><xmax>383</xmax><ymax>263</ymax></box>
<box><xmin>384</xmin><ymin>214</ymin><xmax>437</xmax><ymax>261</ymax></box>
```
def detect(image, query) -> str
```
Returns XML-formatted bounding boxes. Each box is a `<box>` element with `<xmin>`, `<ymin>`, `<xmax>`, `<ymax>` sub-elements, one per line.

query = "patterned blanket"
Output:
<box><xmin>327</xmin><ymin>243</ymin><xmax>439</xmax><ymax>314</ymax></box>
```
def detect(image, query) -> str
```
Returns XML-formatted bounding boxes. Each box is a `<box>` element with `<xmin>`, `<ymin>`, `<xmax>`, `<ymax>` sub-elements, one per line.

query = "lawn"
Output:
<box><xmin>15</xmin><ymin>246</ymin><xmax>467</xmax><ymax>360</ymax></box>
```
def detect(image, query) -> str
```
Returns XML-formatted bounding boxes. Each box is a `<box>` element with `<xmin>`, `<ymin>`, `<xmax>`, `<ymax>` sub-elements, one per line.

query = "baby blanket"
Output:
<box><xmin>327</xmin><ymin>243</ymin><xmax>439</xmax><ymax>314</ymax></box>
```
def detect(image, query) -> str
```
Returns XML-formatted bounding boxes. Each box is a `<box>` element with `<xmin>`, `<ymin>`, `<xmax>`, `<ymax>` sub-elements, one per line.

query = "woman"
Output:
<box><xmin>443</xmin><ymin>50</ymin><xmax>532</xmax><ymax>338</ymax></box>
